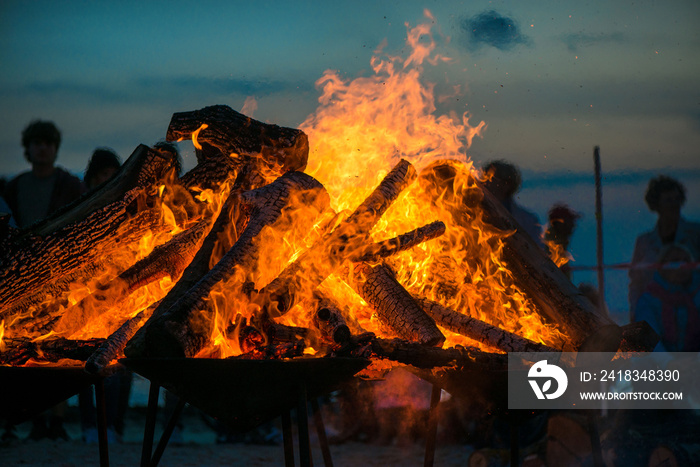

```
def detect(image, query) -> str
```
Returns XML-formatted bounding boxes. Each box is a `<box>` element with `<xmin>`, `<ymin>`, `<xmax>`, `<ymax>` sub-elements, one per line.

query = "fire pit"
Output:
<box><xmin>121</xmin><ymin>356</ymin><xmax>369</xmax><ymax>433</ymax></box>
<box><xmin>0</xmin><ymin>365</ymin><xmax>99</xmax><ymax>425</ymax></box>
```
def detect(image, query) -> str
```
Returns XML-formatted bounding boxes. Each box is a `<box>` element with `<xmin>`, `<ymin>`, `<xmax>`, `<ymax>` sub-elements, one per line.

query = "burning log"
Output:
<box><xmin>84</xmin><ymin>304</ymin><xmax>158</xmax><ymax>374</ymax></box>
<box><xmin>478</xmin><ymin>181</ymin><xmax>619</xmax><ymax>350</ymax></box>
<box><xmin>47</xmin><ymin>219</ymin><xmax>212</xmax><ymax>336</ymax></box>
<box><xmin>259</xmin><ymin>159</ymin><xmax>418</xmax><ymax>317</ymax></box>
<box><xmin>311</xmin><ymin>292</ymin><xmax>352</xmax><ymax>346</ymax></box>
<box><xmin>267</xmin><ymin>323</ymin><xmax>310</xmax><ymax>343</ymax></box>
<box><xmin>143</xmin><ymin>171</ymin><xmax>331</xmax><ymax>358</ymax></box>
<box><xmin>166</xmin><ymin>104</ymin><xmax>309</xmax><ymax>176</ymax></box>
<box><xmin>0</xmin><ymin>337</ymin><xmax>106</xmax><ymax>366</ymax></box>
<box><xmin>367</xmin><ymin>337</ymin><xmax>506</xmax><ymax>370</ymax></box>
<box><xmin>418</xmin><ymin>160</ymin><xmax>620</xmax><ymax>351</ymax></box>
<box><xmin>346</xmin><ymin>262</ymin><xmax>445</xmax><ymax>347</ymax></box>
<box><xmin>0</xmin><ymin>145</ymin><xmax>177</xmax><ymax>322</ymax></box>
<box><xmin>415</xmin><ymin>297</ymin><xmax>560</xmax><ymax>354</ymax></box>
<box><xmin>348</xmin><ymin>220</ymin><xmax>446</xmax><ymax>263</ymax></box>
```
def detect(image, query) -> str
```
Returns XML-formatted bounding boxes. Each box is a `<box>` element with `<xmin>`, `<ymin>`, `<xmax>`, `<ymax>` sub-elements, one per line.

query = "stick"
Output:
<box><xmin>594</xmin><ymin>145</ymin><xmax>606</xmax><ymax>316</ymax></box>
<box><xmin>348</xmin><ymin>221</ymin><xmax>445</xmax><ymax>263</ymax></box>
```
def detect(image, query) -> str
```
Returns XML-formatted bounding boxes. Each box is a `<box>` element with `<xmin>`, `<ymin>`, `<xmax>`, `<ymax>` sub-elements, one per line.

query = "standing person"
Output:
<box><xmin>3</xmin><ymin>120</ymin><xmax>84</xmax><ymax>441</ymax></box>
<box><xmin>4</xmin><ymin>120</ymin><xmax>83</xmax><ymax>228</ymax></box>
<box><xmin>482</xmin><ymin>160</ymin><xmax>544</xmax><ymax>247</ymax></box>
<box><xmin>629</xmin><ymin>175</ymin><xmax>700</xmax><ymax>321</ymax></box>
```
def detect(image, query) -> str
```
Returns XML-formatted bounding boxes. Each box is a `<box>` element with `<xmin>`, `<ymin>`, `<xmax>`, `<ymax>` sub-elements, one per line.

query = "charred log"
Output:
<box><xmin>415</xmin><ymin>297</ymin><xmax>559</xmax><ymax>353</ymax></box>
<box><xmin>0</xmin><ymin>337</ymin><xmax>105</xmax><ymax>366</ymax></box>
<box><xmin>367</xmin><ymin>337</ymin><xmax>507</xmax><ymax>370</ymax></box>
<box><xmin>346</xmin><ymin>262</ymin><xmax>445</xmax><ymax>347</ymax></box>
<box><xmin>166</xmin><ymin>104</ymin><xmax>309</xmax><ymax>175</ymax></box>
<box><xmin>348</xmin><ymin>221</ymin><xmax>445</xmax><ymax>263</ymax></box>
<box><xmin>84</xmin><ymin>303</ymin><xmax>158</xmax><ymax>375</ymax></box>
<box><xmin>311</xmin><ymin>292</ymin><xmax>352</xmax><ymax>346</ymax></box>
<box><xmin>267</xmin><ymin>323</ymin><xmax>310</xmax><ymax>343</ymax></box>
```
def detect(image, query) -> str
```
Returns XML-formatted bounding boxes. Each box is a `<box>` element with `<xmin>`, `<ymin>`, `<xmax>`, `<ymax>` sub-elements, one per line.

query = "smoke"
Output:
<box><xmin>461</xmin><ymin>10</ymin><xmax>529</xmax><ymax>51</ymax></box>
<box><xmin>241</xmin><ymin>96</ymin><xmax>258</xmax><ymax>117</ymax></box>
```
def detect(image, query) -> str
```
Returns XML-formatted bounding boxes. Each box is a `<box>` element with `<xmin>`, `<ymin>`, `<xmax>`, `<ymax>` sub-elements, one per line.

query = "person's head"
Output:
<box><xmin>153</xmin><ymin>141</ymin><xmax>182</xmax><ymax>177</ymax></box>
<box><xmin>482</xmin><ymin>160</ymin><xmax>521</xmax><ymax>202</ymax></box>
<box><xmin>21</xmin><ymin>120</ymin><xmax>61</xmax><ymax>168</ymax></box>
<box><xmin>545</xmin><ymin>203</ymin><xmax>581</xmax><ymax>246</ymax></box>
<box><xmin>84</xmin><ymin>148</ymin><xmax>121</xmax><ymax>190</ymax></box>
<box><xmin>658</xmin><ymin>243</ymin><xmax>694</xmax><ymax>286</ymax></box>
<box><xmin>645</xmin><ymin>175</ymin><xmax>686</xmax><ymax>216</ymax></box>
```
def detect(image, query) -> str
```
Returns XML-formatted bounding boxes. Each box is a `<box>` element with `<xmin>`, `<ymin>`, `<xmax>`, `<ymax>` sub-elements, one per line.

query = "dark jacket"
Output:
<box><xmin>3</xmin><ymin>166</ymin><xmax>84</xmax><ymax>228</ymax></box>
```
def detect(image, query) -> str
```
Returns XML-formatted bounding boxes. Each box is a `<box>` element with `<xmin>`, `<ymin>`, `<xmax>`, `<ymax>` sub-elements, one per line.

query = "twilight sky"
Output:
<box><xmin>1</xmin><ymin>0</ymin><xmax>698</xmax><ymax>177</ymax></box>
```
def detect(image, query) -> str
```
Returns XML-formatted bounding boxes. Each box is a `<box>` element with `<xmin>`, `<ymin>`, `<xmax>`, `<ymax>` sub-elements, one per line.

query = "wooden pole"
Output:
<box><xmin>594</xmin><ymin>146</ymin><xmax>606</xmax><ymax>315</ymax></box>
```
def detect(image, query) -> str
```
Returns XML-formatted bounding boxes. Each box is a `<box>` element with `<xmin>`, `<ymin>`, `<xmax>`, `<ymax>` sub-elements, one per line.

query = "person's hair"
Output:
<box><xmin>21</xmin><ymin>120</ymin><xmax>62</xmax><ymax>160</ymax></box>
<box><xmin>545</xmin><ymin>203</ymin><xmax>581</xmax><ymax>243</ymax></box>
<box><xmin>548</xmin><ymin>203</ymin><xmax>580</xmax><ymax>223</ymax></box>
<box><xmin>84</xmin><ymin>148</ymin><xmax>121</xmax><ymax>188</ymax></box>
<box><xmin>153</xmin><ymin>140</ymin><xmax>182</xmax><ymax>176</ymax></box>
<box><xmin>644</xmin><ymin>175</ymin><xmax>686</xmax><ymax>212</ymax></box>
<box><xmin>483</xmin><ymin>160</ymin><xmax>521</xmax><ymax>197</ymax></box>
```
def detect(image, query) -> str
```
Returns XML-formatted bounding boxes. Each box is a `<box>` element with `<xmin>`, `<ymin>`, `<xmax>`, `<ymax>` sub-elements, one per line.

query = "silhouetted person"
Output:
<box><xmin>482</xmin><ymin>160</ymin><xmax>544</xmax><ymax>247</ymax></box>
<box><xmin>3</xmin><ymin>121</ymin><xmax>84</xmax><ymax>441</ymax></box>
<box><xmin>4</xmin><ymin>120</ymin><xmax>83</xmax><ymax>228</ymax></box>
<box><xmin>544</xmin><ymin>203</ymin><xmax>581</xmax><ymax>279</ymax></box>
<box><xmin>5</xmin><ymin>120</ymin><xmax>82</xmax><ymax>227</ymax></box>
<box><xmin>629</xmin><ymin>176</ymin><xmax>700</xmax><ymax>321</ymax></box>
<box><xmin>84</xmin><ymin>148</ymin><xmax>121</xmax><ymax>190</ymax></box>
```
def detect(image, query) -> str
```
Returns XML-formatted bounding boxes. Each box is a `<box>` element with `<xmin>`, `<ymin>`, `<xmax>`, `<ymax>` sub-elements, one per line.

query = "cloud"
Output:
<box><xmin>0</xmin><ymin>75</ymin><xmax>312</xmax><ymax>105</ymax></box>
<box><xmin>21</xmin><ymin>81</ymin><xmax>127</xmax><ymax>102</ymax></box>
<box><xmin>561</xmin><ymin>32</ymin><xmax>626</xmax><ymax>52</ymax></box>
<box><xmin>460</xmin><ymin>10</ymin><xmax>529</xmax><ymax>51</ymax></box>
<box><xmin>134</xmin><ymin>75</ymin><xmax>311</xmax><ymax>97</ymax></box>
